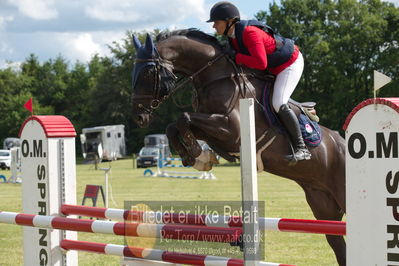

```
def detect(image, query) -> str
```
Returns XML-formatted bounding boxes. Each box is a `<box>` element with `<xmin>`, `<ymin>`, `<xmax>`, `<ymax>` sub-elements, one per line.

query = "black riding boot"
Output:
<box><xmin>278</xmin><ymin>104</ymin><xmax>311</xmax><ymax>162</ymax></box>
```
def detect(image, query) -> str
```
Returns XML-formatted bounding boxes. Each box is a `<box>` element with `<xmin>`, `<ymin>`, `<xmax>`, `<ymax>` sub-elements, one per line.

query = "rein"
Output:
<box><xmin>133</xmin><ymin>53</ymin><xmax>225</xmax><ymax>115</ymax></box>
<box><xmin>168</xmin><ymin>53</ymin><xmax>225</xmax><ymax>98</ymax></box>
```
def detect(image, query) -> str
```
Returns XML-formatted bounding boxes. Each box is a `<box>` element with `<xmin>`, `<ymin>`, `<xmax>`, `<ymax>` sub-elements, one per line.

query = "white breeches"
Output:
<box><xmin>272</xmin><ymin>52</ymin><xmax>304</xmax><ymax>112</ymax></box>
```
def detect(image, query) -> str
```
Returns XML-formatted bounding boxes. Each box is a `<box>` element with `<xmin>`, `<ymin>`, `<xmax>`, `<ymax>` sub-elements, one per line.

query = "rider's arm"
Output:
<box><xmin>235</xmin><ymin>26</ymin><xmax>274</xmax><ymax>70</ymax></box>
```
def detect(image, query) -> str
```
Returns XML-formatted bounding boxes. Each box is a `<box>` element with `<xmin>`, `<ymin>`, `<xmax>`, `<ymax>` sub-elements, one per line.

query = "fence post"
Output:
<box><xmin>239</xmin><ymin>98</ymin><xmax>260</xmax><ymax>266</ymax></box>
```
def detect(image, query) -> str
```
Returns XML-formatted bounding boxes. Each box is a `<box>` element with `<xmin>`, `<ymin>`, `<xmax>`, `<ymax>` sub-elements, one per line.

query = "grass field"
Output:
<box><xmin>0</xmin><ymin>158</ymin><xmax>340</xmax><ymax>266</ymax></box>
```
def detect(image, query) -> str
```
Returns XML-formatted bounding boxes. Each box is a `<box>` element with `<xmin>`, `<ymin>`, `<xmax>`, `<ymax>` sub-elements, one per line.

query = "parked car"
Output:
<box><xmin>0</xmin><ymin>149</ymin><xmax>11</xmax><ymax>170</ymax></box>
<box><xmin>137</xmin><ymin>146</ymin><xmax>160</xmax><ymax>168</ymax></box>
<box><xmin>137</xmin><ymin>134</ymin><xmax>171</xmax><ymax>168</ymax></box>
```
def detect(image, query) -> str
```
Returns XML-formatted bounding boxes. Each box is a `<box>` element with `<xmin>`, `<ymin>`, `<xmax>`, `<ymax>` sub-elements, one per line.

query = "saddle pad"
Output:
<box><xmin>298</xmin><ymin>113</ymin><xmax>322</xmax><ymax>147</ymax></box>
<box><xmin>262</xmin><ymin>84</ymin><xmax>283</xmax><ymax>129</ymax></box>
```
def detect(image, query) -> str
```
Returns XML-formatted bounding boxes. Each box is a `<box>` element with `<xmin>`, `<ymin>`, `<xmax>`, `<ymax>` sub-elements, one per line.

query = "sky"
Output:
<box><xmin>0</xmin><ymin>0</ymin><xmax>398</xmax><ymax>68</ymax></box>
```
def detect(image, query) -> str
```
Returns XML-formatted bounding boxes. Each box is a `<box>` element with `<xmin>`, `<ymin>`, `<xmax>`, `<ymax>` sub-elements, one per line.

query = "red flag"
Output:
<box><xmin>24</xmin><ymin>98</ymin><xmax>33</xmax><ymax>113</ymax></box>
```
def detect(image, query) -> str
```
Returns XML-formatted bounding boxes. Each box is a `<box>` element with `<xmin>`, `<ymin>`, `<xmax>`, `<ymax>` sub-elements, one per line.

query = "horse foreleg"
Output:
<box><xmin>175</xmin><ymin>111</ymin><xmax>240</xmax><ymax>171</ymax></box>
<box><xmin>301</xmin><ymin>184</ymin><xmax>346</xmax><ymax>266</ymax></box>
<box><xmin>176</xmin><ymin>112</ymin><xmax>203</xmax><ymax>159</ymax></box>
<box><xmin>166</xmin><ymin>122</ymin><xmax>196</xmax><ymax>166</ymax></box>
<box><xmin>186</xmin><ymin>112</ymin><xmax>239</xmax><ymax>142</ymax></box>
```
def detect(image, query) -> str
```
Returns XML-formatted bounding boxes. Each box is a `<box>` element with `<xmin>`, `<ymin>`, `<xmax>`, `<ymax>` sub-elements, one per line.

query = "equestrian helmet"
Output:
<box><xmin>207</xmin><ymin>1</ymin><xmax>240</xmax><ymax>22</ymax></box>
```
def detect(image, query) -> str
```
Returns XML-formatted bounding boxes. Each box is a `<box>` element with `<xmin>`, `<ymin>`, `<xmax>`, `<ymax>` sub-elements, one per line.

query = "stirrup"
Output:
<box><xmin>286</xmin><ymin>149</ymin><xmax>311</xmax><ymax>163</ymax></box>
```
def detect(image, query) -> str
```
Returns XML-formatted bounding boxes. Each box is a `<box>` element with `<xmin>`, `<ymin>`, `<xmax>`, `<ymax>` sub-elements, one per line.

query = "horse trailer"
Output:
<box><xmin>3</xmin><ymin>137</ymin><xmax>20</xmax><ymax>150</ymax></box>
<box><xmin>80</xmin><ymin>125</ymin><xmax>126</xmax><ymax>162</ymax></box>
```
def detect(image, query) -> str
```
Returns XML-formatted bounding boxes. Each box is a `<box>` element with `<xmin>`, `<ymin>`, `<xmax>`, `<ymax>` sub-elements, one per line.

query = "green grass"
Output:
<box><xmin>0</xmin><ymin>159</ymin><xmax>340</xmax><ymax>265</ymax></box>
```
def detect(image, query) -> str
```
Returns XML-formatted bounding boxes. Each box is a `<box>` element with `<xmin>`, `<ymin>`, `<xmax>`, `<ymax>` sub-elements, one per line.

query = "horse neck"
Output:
<box><xmin>158</xmin><ymin>37</ymin><xmax>265</xmax><ymax>103</ymax></box>
<box><xmin>158</xmin><ymin>37</ymin><xmax>222</xmax><ymax>75</ymax></box>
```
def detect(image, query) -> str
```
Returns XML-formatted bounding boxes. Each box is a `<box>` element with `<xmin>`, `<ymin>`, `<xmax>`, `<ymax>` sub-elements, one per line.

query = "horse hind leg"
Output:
<box><xmin>301</xmin><ymin>184</ymin><xmax>346</xmax><ymax>266</ymax></box>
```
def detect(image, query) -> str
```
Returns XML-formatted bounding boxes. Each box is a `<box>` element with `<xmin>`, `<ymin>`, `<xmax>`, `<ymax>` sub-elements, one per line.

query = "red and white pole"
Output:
<box><xmin>60</xmin><ymin>204</ymin><xmax>345</xmax><ymax>235</ymax></box>
<box><xmin>60</xmin><ymin>239</ymin><xmax>295</xmax><ymax>266</ymax></box>
<box><xmin>0</xmin><ymin>211</ymin><xmax>242</xmax><ymax>243</ymax></box>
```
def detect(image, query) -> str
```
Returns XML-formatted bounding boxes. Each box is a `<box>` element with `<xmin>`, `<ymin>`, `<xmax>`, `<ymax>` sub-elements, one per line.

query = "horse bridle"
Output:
<box><xmin>132</xmin><ymin>52</ymin><xmax>226</xmax><ymax>116</ymax></box>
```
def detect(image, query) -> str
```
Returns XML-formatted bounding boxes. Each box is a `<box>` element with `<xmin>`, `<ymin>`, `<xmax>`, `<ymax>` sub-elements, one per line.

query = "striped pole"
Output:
<box><xmin>60</xmin><ymin>239</ymin><xmax>295</xmax><ymax>266</ymax></box>
<box><xmin>0</xmin><ymin>211</ymin><xmax>241</xmax><ymax>243</ymax></box>
<box><xmin>155</xmin><ymin>145</ymin><xmax>216</xmax><ymax>180</ymax></box>
<box><xmin>60</xmin><ymin>204</ymin><xmax>346</xmax><ymax>236</ymax></box>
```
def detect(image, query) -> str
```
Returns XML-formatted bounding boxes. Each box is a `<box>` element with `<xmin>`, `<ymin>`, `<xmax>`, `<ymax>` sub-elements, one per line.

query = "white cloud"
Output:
<box><xmin>386</xmin><ymin>0</ymin><xmax>399</xmax><ymax>6</ymax></box>
<box><xmin>0</xmin><ymin>60</ymin><xmax>21</xmax><ymax>70</ymax></box>
<box><xmin>0</xmin><ymin>16</ymin><xmax>14</xmax><ymax>63</ymax></box>
<box><xmin>57</xmin><ymin>32</ymin><xmax>104</xmax><ymax>62</ymax></box>
<box><xmin>7</xmin><ymin>0</ymin><xmax>58</xmax><ymax>20</ymax></box>
<box><xmin>0</xmin><ymin>41</ymin><xmax>13</xmax><ymax>54</ymax></box>
<box><xmin>0</xmin><ymin>15</ymin><xmax>14</xmax><ymax>29</ymax></box>
<box><xmin>85</xmin><ymin>0</ymin><xmax>206</xmax><ymax>24</ymax></box>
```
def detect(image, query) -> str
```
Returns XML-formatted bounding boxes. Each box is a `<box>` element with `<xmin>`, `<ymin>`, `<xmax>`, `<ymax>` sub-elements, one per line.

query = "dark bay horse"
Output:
<box><xmin>131</xmin><ymin>30</ymin><xmax>346</xmax><ymax>266</ymax></box>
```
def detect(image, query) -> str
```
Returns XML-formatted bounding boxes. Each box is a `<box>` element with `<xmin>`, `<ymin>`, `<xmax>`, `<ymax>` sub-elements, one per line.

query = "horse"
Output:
<box><xmin>131</xmin><ymin>30</ymin><xmax>346</xmax><ymax>266</ymax></box>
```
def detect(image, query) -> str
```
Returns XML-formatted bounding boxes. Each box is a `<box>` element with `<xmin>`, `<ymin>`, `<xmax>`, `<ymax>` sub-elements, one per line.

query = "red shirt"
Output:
<box><xmin>230</xmin><ymin>25</ymin><xmax>299</xmax><ymax>75</ymax></box>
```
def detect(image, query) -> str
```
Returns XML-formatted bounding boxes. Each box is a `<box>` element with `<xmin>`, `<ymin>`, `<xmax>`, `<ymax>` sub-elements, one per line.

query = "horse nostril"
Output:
<box><xmin>134</xmin><ymin>114</ymin><xmax>150</xmax><ymax>128</ymax></box>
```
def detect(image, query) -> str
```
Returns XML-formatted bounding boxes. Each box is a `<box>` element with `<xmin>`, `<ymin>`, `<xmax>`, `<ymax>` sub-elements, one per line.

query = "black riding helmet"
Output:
<box><xmin>206</xmin><ymin>1</ymin><xmax>240</xmax><ymax>22</ymax></box>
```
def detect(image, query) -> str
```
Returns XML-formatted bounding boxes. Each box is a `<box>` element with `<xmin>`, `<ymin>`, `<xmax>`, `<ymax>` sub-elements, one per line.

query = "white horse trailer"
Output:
<box><xmin>80</xmin><ymin>125</ymin><xmax>126</xmax><ymax>161</ymax></box>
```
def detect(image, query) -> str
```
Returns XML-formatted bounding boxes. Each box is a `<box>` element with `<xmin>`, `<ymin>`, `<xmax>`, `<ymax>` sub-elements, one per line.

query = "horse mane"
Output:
<box><xmin>156</xmin><ymin>28</ymin><xmax>223</xmax><ymax>49</ymax></box>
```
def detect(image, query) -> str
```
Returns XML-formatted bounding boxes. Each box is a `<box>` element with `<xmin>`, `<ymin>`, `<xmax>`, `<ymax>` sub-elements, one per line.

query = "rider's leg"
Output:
<box><xmin>272</xmin><ymin>52</ymin><xmax>311</xmax><ymax>161</ymax></box>
<box><xmin>278</xmin><ymin>104</ymin><xmax>311</xmax><ymax>161</ymax></box>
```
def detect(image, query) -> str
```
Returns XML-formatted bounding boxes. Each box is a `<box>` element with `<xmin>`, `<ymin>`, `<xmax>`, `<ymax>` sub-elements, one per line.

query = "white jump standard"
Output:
<box><xmin>19</xmin><ymin>115</ymin><xmax>78</xmax><ymax>265</ymax></box>
<box><xmin>344</xmin><ymin>98</ymin><xmax>399</xmax><ymax>265</ymax></box>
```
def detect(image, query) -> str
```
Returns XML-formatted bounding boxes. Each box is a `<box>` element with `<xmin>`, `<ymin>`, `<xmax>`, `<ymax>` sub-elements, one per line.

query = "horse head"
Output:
<box><xmin>131</xmin><ymin>30</ymin><xmax>229</xmax><ymax>128</ymax></box>
<box><xmin>131</xmin><ymin>33</ymin><xmax>177</xmax><ymax>128</ymax></box>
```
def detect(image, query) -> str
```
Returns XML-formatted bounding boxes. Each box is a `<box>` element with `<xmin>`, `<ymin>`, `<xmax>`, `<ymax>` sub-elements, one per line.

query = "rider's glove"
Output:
<box><xmin>223</xmin><ymin>47</ymin><xmax>236</xmax><ymax>62</ymax></box>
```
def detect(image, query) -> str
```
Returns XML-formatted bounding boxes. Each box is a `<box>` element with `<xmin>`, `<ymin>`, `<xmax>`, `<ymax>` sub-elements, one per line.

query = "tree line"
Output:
<box><xmin>0</xmin><ymin>0</ymin><xmax>397</xmax><ymax>155</ymax></box>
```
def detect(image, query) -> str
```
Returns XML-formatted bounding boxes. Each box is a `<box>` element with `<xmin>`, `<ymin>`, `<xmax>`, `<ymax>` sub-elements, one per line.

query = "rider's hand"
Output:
<box><xmin>223</xmin><ymin>47</ymin><xmax>236</xmax><ymax>62</ymax></box>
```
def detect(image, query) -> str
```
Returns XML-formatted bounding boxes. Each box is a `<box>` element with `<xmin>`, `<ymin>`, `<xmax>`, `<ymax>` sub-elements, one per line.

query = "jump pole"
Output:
<box><xmin>239</xmin><ymin>98</ymin><xmax>260</xmax><ymax>266</ymax></box>
<box><xmin>344</xmin><ymin>98</ymin><xmax>399</xmax><ymax>265</ymax></box>
<box><xmin>0</xmin><ymin>211</ymin><xmax>242</xmax><ymax>243</ymax></box>
<box><xmin>18</xmin><ymin>116</ymin><xmax>78</xmax><ymax>265</ymax></box>
<box><xmin>60</xmin><ymin>204</ymin><xmax>345</xmax><ymax>235</ymax></box>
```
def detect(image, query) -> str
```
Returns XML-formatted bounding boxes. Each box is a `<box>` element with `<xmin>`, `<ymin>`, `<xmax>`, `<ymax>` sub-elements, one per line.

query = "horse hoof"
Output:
<box><xmin>193</xmin><ymin>161</ymin><xmax>213</xmax><ymax>171</ymax></box>
<box><xmin>208</xmin><ymin>151</ymin><xmax>219</xmax><ymax>164</ymax></box>
<box><xmin>193</xmin><ymin>150</ymin><xmax>219</xmax><ymax>171</ymax></box>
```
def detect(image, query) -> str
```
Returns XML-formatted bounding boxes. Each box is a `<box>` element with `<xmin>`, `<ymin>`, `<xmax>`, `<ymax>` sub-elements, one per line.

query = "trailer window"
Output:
<box><xmin>118</xmin><ymin>133</ymin><xmax>121</xmax><ymax>138</ymax></box>
<box><xmin>86</xmin><ymin>132</ymin><xmax>101</xmax><ymax>139</ymax></box>
<box><xmin>107</xmin><ymin>132</ymin><xmax>111</xmax><ymax>138</ymax></box>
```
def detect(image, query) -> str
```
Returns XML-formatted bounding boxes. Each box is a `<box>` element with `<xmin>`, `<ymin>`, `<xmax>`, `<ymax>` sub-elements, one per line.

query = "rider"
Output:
<box><xmin>207</xmin><ymin>1</ymin><xmax>311</xmax><ymax>162</ymax></box>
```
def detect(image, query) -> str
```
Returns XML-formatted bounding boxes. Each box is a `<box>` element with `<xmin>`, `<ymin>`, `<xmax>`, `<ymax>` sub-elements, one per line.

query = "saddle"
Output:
<box><xmin>289</xmin><ymin>99</ymin><xmax>319</xmax><ymax>122</ymax></box>
<box><xmin>243</xmin><ymin>71</ymin><xmax>319</xmax><ymax>122</ymax></box>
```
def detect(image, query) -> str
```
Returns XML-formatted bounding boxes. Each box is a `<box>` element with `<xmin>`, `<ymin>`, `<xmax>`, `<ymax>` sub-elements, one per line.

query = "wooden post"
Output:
<box><xmin>239</xmin><ymin>98</ymin><xmax>260</xmax><ymax>266</ymax></box>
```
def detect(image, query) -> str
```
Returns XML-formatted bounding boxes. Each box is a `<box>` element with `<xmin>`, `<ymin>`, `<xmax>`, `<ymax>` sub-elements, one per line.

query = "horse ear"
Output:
<box><xmin>132</xmin><ymin>34</ymin><xmax>142</xmax><ymax>50</ymax></box>
<box><xmin>144</xmin><ymin>33</ymin><xmax>155</xmax><ymax>54</ymax></box>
